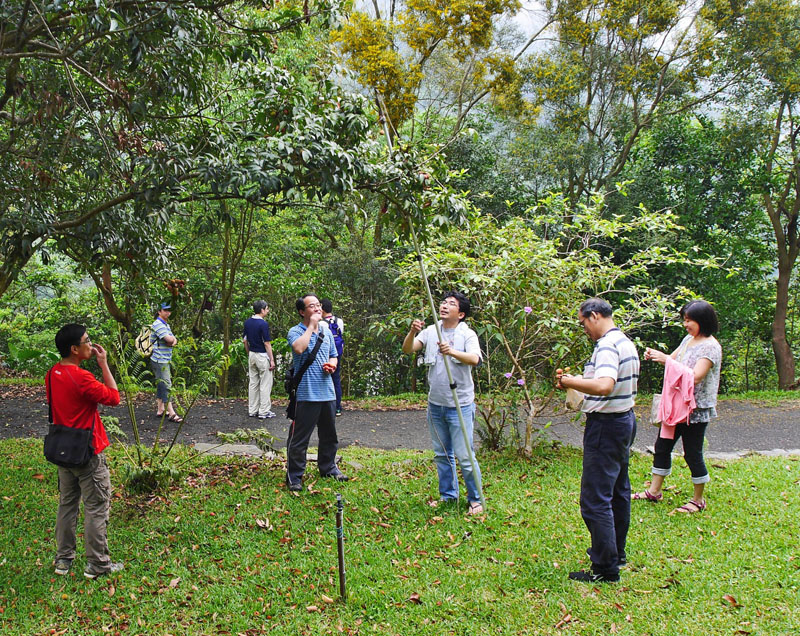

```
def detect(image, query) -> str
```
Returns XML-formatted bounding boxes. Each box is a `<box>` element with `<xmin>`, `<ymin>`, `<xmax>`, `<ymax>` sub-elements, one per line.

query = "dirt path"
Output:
<box><xmin>2</xmin><ymin>385</ymin><xmax>798</xmax><ymax>456</ymax></box>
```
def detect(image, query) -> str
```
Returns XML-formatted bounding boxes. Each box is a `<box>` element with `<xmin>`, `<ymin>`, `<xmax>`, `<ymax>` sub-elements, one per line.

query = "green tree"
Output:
<box><xmin>706</xmin><ymin>0</ymin><xmax>800</xmax><ymax>388</ymax></box>
<box><xmin>511</xmin><ymin>0</ymin><xmax>729</xmax><ymax>208</ymax></box>
<box><xmin>332</xmin><ymin>0</ymin><xmax>538</xmax><ymax>248</ymax></box>
<box><xmin>0</xmin><ymin>1</ymin><xmax>382</xmax><ymax>298</ymax></box>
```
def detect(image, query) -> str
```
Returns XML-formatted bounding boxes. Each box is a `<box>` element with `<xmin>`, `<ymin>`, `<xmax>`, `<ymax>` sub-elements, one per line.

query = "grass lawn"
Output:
<box><xmin>0</xmin><ymin>438</ymin><xmax>798</xmax><ymax>636</ymax></box>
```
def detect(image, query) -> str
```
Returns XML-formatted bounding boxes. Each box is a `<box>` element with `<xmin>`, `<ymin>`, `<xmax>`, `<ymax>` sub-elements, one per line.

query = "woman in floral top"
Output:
<box><xmin>634</xmin><ymin>300</ymin><xmax>722</xmax><ymax>513</ymax></box>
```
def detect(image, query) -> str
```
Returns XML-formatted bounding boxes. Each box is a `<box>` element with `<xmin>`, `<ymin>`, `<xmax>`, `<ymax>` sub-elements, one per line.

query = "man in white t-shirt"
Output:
<box><xmin>557</xmin><ymin>297</ymin><xmax>639</xmax><ymax>583</ymax></box>
<box><xmin>402</xmin><ymin>291</ymin><xmax>484</xmax><ymax>515</ymax></box>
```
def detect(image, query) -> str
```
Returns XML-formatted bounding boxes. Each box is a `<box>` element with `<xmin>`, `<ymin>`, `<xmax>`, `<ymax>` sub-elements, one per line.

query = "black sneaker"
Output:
<box><xmin>336</xmin><ymin>409</ymin><xmax>342</xmax><ymax>416</ymax></box>
<box><xmin>323</xmin><ymin>471</ymin><xmax>350</xmax><ymax>482</ymax></box>
<box><xmin>568</xmin><ymin>568</ymin><xmax>619</xmax><ymax>583</ymax></box>
<box><xmin>54</xmin><ymin>558</ymin><xmax>73</xmax><ymax>576</ymax></box>
<box><xmin>286</xmin><ymin>478</ymin><xmax>302</xmax><ymax>492</ymax></box>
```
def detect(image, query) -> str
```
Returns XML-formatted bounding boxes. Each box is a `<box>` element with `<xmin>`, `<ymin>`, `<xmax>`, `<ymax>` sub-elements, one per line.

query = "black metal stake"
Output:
<box><xmin>335</xmin><ymin>493</ymin><xmax>346</xmax><ymax>600</ymax></box>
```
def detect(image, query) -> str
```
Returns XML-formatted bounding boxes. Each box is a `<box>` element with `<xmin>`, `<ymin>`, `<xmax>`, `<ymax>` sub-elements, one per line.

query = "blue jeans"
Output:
<box><xmin>580</xmin><ymin>409</ymin><xmax>637</xmax><ymax>577</ymax></box>
<box><xmin>427</xmin><ymin>402</ymin><xmax>482</xmax><ymax>503</ymax></box>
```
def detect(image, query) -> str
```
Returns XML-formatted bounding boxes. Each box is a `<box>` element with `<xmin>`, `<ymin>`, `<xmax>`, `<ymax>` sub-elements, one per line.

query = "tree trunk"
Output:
<box><xmin>218</xmin><ymin>212</ymin><xmax>232</xmax><ymax>397</ymax></box>
<box><xmin>744</xmin><ymin>336</ymin><xmax>750</xmax><ymax>393</ymax></box>
<box><xmin>772</xmin><ymin>259</ymin><xmax>796</xmax><ymax>389</ymax></box>
<box><xmin>373</xmin><ymin>199</ymin><xmax>388</xmax><ymax>250</ymax></box>
<box><xmin>0</xmin><ymin>241</ymin><xmax>35</xmax><ymax>298</ymax></box>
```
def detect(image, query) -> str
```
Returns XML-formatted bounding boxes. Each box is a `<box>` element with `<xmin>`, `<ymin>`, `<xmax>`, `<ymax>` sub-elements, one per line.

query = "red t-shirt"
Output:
<box><xmin>46</xmin><ymin>363</ymin><xmax>120</xmax><ymax>455</ymax></box>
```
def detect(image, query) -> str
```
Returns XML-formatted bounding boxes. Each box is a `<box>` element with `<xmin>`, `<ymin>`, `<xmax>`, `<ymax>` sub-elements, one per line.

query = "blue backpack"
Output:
<box><xmin>326</xmin><ymin>316</ymin><xmax>344</xmax><ymax>357</ymax></box>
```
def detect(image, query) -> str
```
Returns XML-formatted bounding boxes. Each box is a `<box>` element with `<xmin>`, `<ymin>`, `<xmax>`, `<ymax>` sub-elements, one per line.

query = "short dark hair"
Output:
<box><xmin>579</xmin><ymin>297</ymin><xmax>613</xmax><ymax>318</ymax></box>
<box><xmin>296</xmin><ymin>294</ymin><xmax>317</xmax><ymax>315</ymax></box>
<box><xmin>320</xmin><ymin>298</ymin><xmax>333</xmax><ymax>313</ymax></box>
<box><xmin>253</xmin><ymin>299</ymin><xmax>267</xmax><ymax>314</ymax></box>
<box><xmin>55</xmin><ymin>323</ymin><xmax>86</xmax><ymax>358</ymax></box>
<box><xmin>443</xmin><ymin>291</ymin><xmax>471</xmax><ymax>320</ymax></box>
<box><xmin>680</xmin><ymin>300</ymin><xmax>719</xmax><ymax>336</ymax></box>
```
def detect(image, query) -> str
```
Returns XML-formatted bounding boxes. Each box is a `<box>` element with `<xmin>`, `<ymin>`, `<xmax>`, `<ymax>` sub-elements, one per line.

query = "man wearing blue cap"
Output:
<box><xmin>150</xmin><ymin>303</ymin><xmax>182</xmax><ymax>422</ymax></box>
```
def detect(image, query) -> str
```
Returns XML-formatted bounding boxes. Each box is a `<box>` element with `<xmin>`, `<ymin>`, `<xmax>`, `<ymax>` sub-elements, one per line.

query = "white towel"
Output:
<box><xmin>422</xmin><ymin>322</ymin><xmax>472</xmax><ymax>366</ymax></box>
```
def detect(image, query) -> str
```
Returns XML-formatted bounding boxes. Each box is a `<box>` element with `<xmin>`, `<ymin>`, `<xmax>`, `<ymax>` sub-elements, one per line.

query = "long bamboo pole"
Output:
<box><xmin>376</xmin><ymin>95</ymin><xmax>485</xmax><ymax>511</ymax></box>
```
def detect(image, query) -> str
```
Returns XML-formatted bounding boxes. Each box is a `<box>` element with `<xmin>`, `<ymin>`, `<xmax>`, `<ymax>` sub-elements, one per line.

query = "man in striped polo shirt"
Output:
<box><xmin>150</xmin><ymin>302</ymin><xmax>182</xmax><ymax>422</ymax></box>
<box><xmin>285</xmin><ymin>294</ymin><xmax>348</xmax><ymax>491</ymax></box>
<box><xmin>557</xmin><ymin>298</ymin><xmax>639</xmax><ymax>583</ymax></box>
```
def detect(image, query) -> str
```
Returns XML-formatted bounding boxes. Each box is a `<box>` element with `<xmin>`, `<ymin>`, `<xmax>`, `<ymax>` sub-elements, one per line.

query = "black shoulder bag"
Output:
<box><xmin>284</xmin><ymin>333</ymin><xmax>324</xmax><ymax>420</ymax></box>
<box><xmin>43</xmin><ymin>366</ymin><xmax>96</xmax><ymax>468</ymax></box>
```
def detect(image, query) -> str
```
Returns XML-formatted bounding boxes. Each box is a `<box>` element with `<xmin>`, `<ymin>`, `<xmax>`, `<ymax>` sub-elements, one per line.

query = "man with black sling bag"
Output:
<box><xmin>46</xmin><ymin>324</ymin><xmax>124</xmax><ymax>579</ymax></box>
<box><xmin>285</xmin><ymin>295</ymin><xmax>348</xmax><ymax>491</ymax></box>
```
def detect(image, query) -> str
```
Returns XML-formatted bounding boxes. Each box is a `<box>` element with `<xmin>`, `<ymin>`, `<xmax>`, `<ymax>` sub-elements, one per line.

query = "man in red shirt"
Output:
<box><xmin>47</xmin><ymin>324</ymin><xmax>123</xmax><ymax>579</ymax></box>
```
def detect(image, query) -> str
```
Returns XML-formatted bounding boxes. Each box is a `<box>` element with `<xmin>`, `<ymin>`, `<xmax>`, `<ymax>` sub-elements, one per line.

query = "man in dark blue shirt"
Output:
<box><xmin>243</xmin><ymin>300</ymin><xmax>276</xmax><ymax>418</ymax></box>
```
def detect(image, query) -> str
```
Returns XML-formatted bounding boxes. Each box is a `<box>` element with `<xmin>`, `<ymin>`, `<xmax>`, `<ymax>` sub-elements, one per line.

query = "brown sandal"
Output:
<box><xmin>632</xmin><ymin>490</ymin><xmax>663</xmax><ymax>502</ymax></box>
<box><xmin>676</xmin><ymin>499</ymin><xmax>706</xmax><ymax>513</ymax></box>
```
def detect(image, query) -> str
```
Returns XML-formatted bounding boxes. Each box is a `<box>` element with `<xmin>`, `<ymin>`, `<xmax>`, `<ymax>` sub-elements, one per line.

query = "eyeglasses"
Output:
<box><xmin>79</xmin><ymin>336</ymin><xmax>92</xmax><ymax>345</ymax></box>
<box><xmin>305</xmin><ymin>302</ymin><xmax>321</xmax><ymax>309</ymax></box>
<box><xmin>440</xmin><ymin>300</ymin><xmax>459</xmax><ymax>308</ymax></box>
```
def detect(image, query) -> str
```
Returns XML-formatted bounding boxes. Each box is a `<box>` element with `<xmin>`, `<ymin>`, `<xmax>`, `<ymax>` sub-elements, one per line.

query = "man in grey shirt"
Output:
<box><xmin>402</xmin><ymin>291</ymin><xmax>484</xmax><ymax>515</ymax></box>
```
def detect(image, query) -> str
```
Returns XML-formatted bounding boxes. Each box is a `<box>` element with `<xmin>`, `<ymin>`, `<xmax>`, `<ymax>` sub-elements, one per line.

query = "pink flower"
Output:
<box><xmin>504</xmin><ymin>372</ymin><xmax>513</xmax><ymax>379</ymax></box>
<box><xmin>517</xmin><ymin>378</ymin><xmax>525</xmax><ymax>386</ymax></box>
<box><xmin>523</xmin><ymin>306</ymin><xmax>532</xmax><ymax>314</ymax></box>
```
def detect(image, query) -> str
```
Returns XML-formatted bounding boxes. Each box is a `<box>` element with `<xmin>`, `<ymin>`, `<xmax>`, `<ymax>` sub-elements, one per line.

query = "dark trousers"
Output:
<box><xmin>286</xmin><ymin>400</ymin><xmax>338</xmax><ymax>484</ymax></box>
<box><xmin>580</xmin><ymin>409</ymin><xmax>637</xmax><ymax>577</ymax></box>
<box><xmin>331</xmin><ymin>362</ymin><xmax>342</xmax><ymax>411</ymax></box>
<box><xmin>652</xmin><ymin>421</ymin><xmax>709</xmax><ymax>481</ymax></box>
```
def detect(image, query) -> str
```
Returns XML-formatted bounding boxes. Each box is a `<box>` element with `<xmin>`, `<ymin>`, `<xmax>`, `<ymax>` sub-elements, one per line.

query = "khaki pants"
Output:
<box><xmin>248</xmin><ymin>352</ymin><xmax>274</xmax><ymax>416</ymax></box>
<box><xmin>55</xmin><ymin>453</ymin><xmax>112</xmax><ymax>568</ymax></box>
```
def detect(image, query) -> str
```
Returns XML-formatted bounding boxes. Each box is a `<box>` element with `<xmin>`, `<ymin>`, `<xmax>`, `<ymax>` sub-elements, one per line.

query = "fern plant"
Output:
<box><xmin>110</xmin><ymin>328</ymin><xmax>231</xmax><ymax>493</ymax></box>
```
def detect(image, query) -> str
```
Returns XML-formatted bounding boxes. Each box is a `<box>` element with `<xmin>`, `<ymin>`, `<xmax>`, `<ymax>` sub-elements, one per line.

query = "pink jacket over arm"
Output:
<box><xmin>657</xmin><ymin>356</ymin><xmax>696</xmax><ymax>439</ymax></box>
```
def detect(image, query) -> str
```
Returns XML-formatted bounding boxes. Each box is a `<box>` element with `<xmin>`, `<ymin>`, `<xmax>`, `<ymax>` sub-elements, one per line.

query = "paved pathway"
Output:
<box><xmin>2</xmin><ymin>386</ymin><xmax>797</xmax><ymax>457</ymax></box>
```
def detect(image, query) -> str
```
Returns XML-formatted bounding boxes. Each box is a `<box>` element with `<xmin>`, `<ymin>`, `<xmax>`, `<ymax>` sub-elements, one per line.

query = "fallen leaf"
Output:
<box><xmin>723</xmin><ymin>594</ymin><xmax>740</xmax><ymax>607</ymax></box>
<box><xmin>555</xmin><ymin>613</ymin><xmax>572</xmax><ymax>629</ymax></box>
<box><xmin>306</xmin><ymin>605</ymin><xmax>320</xmax><ymax>612</ymax></box>
<box><xmin>169</xmin><ymin>577</ymin><xmax>181</xmax><ymax>588</ymax></box>
<box><xmin>32</xmin><ymin>474</ymin><xmax>45</xmax><ymax>480</ymax></box>
<box><xmin>409</xmin><ymin>592</ymin><xmax>422</xmax><ymax>604</ymax></box>
<box><xmin>321</xmin><ymin>594</ymin><xmax>335</xmax><ymax>604</ymax></box>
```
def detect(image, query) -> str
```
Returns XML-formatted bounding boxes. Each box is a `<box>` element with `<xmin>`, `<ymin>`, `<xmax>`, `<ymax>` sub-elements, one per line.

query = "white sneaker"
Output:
<box><xmin>84</xmin><ymin>561</ymin><xmax>124</xmax><ymax>579</ymax></box>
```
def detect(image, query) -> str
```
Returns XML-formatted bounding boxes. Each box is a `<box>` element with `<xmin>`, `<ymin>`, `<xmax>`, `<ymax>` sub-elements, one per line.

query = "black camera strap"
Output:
<box><xmin>291</xmin><ymin>332</ymin><xmax>325</xmax><ymax>389</ymax></box>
